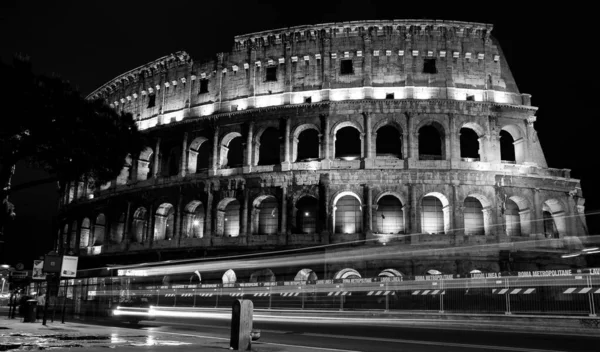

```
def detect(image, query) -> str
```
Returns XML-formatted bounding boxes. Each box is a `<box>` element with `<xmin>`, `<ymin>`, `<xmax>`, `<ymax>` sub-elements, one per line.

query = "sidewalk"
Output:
<box><xmin>0</xmin><ymin>316</ymin><xmax>313</xmax><ymax>352</ymax></box>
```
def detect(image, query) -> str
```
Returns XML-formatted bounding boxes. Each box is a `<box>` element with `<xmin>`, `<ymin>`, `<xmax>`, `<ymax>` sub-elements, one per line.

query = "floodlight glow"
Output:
<box><xmin>561</xmin><ymin>253</ymin><xmax>580</xmax><ymax>258</ymax></box>
<box><xmin>582</xmin><ymin>247</ymin><xmax>599</xmax><ymax>252</ymax></box>
<box><xmin>193</xmin><ymin>220</ymin><xmax>200</xmax><ymax>226</ymax></box>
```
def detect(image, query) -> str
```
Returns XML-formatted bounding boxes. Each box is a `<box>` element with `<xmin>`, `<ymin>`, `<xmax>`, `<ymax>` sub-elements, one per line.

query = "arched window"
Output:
<box><xmin>222</xmin><ymin>269</ymin><xmax>237</xmax><ymax>284</ymax></box>
<box><xmin>224</xmin><ymin>200</ymin><xmax>240</xmax><ymax>237</ymax></box>
<box><xmin>162</xmin><ymin>146</ymin><xmax>180</xmax><ymax>177</ymax></box>
<box><xmin>294</xmin><ymin>268</ymin><xmax>318</xmax><ymax>282</ymax></box>
<box><xmin>155</xmin><ymin>203</ymin><xmax>174</xmax><ymax>241</ymax></box>
<box><xmin>93</xmin><ymin>214</ymin><xmax>105</xmax><ymax>245</ymax></box>
<box><xmin>295</xmin><ymin>196</ymin><xmax>318</xmax><ymax>234</ymax></box>
<box><xmin>335</xmin><ymin>127</ymin><xmax>361</xmax><ymax>160</ymax></box>
<box><xmin>195</xmin><ymin>142</ymin><xmax>210</xmax><ymax>172</ymax></box>
<box><xmin>70</xmin><ymin>220</ymin><xmax>78</xmax><ymax>249</ymax></box>
<box><xmin>500</xmin><ymin>130</ymin><xmax>516</xmax><ymax>163</ymax></box>
<box><xmin>504</xmin><ymin>199</ymin><xmax>521</xmax><ymax>236</ymax></box>
<box><xmin>376</xmin><ymin>126</ymin><xmax>402</xmax><ymax>158</ymax></box>
<box><xmin>138</xmin><ymin>146</ymin><xmax>154</xmax><ymax>181</ymax></box>
<box><xmin>464</xmin><ymin>197</ymin><xmax>484</xmax><ymax>235</ymax></box>
<box><xmin>334</xmin><ymin>195</ymin><xmax>362</xmax><ymax>234</ymax></box>
<box><xmin>257</xmin><ymin>197</ymin><xmax>278</xmax><ymax>235</ymax></box>
<box><xmin>258</xmin><ymin>127</ymin><xmax>280</xmax><ymax>165</ymax></box>
<box><xmin>80</xmin><ymin>218</ymin><xmax>90</xmax><ymax>248</ymax></box>
<box><xmin>542</xmin><ymin>199</ymin><xmax>566</xmax><ymax>239</ymax></box>
<box><xmin>334</xmin><ymin>268</ymin><xmax>361</xmax><ymax>279</ymax></box>
<box><xmin>460</xmin><ymin>128</ymin><xmax>480</xmax><ymax>160</ymax></box>
<box><xmin>543</xmin><ymin>211</ymin><xmax>558</xmax><ymax>238</ymax></box>
<box><xmin>111</xmin><ymin>213</ymin><xmax>125</xmax><ymax>243</ymax></box>
<box><xmin>250</xmin><ymin>269</ymin><xmax>276</xmax><ymax>283</ymax></box>
<box><xmin>418</xmin><ymin>124</ymin><xmax>444</xmax><ymax>160</ymax></box>
<box><xmin>132</xmin><ymin>207</ymin><xmax>148</xmax><ymax>243</ymax></box>
<box><xmin>297</xmin><ymin>129</ymin><xmax>319</xmax><ymax>161</ymax></box>
<box><xmin>225</xmin><ymin>137</ymin><xmax>244</xmax><ymax>168</ymax></box>
<box><xmin>421</xmin><ymin>196</ymin><xmax>445</xmax><ymax>234</ymax></box>
<box><xmin>184</xmin><ymin>201</ymin><xmax>204</xmax><ymax>238</ymax></box>
<box><xmin>376</xmin><ymin>195</ymin><xmax>404</xmax><ymax>234</ymax></box>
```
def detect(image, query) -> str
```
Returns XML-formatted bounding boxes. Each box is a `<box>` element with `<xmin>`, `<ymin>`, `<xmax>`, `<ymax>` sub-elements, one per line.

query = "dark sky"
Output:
<box><xmin>1</xmin><ymin>1</ymin><xmax>598</xmax><ymax>265</ymax></box>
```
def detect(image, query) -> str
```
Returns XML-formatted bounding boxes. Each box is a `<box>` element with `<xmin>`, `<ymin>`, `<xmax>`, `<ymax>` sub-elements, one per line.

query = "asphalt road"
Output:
<box><xmin>128</xmin><ymin>315</ymin><xmax>599</xmax><ymax>352</ymax></box>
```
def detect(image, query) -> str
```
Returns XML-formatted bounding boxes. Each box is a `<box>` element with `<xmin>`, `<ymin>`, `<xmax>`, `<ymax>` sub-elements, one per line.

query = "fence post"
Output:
<box><xmin>385</xmin><ymin>282</ymin><xmax>389</xmax><ymax>312</ymax></box>
<box><xmin>588</xmin><ymin>275</ymin><xmax>597</xmax><ymax>317</ymax></box>
<box><xmin>505</xmin><ymin>278</ymin><xmax>511</xmax><ymax>315</ymax></box>
<box><xmin>439</xmin><ymin>279</ymin><xmax>444</xmax><ymax>313</ymax></box>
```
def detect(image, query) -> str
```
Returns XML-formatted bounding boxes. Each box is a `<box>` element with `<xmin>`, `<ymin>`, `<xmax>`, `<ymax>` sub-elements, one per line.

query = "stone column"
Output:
<box><xmin>282</xmin><ymin>118</ymin><xmax>291</xmax><ymax>171</ymax></box>
<box><xmin>130</xmin><ymin>159</ymin><xmax>138</xmax><ymax>183</ymax></box>
<box><xmin>281</xmin><ymin>184</ymin><xmax>288</xmax><ymax>234</ymax></box>
<box><xmin>321</xmin><ymin>114</ymin><xmax>330</xmax><ymax>168</ymax></box>
<box><xmin>123</xmin><ymin>201</ymin><xmax>132</xmax><ymax>246</ymax></box>
<box><xmin>205</xmin><ymin>185</ymin><xmax>213</xmax><ymax>239</ymax></box>
<box><xmin>153</xmin><ymin>137</ymin><xmax>161</xmax><ymax>178</ymax></box>
<box><xmin>532</xmin><ymin>188</ymin><xmax>543</xmax><ymax>237</ymax></box>
<box><xmin>174</xmin><ymin>192</ymin><xmax>183</xmax><ymax>244</ymax></box>
<box><xmin>240</xmin><ymin>185</ymin><xmax>249</xmax><ymax>239</ymax></box>
<box><xmin>363</xmin><ymin>112</ymin><xmax>373</xmax><ymax>168</ymax></box>
<box><xmin>452</xmin><ymin>184</ymin><xmax>462</xmax><ymax>236</ymax></box>
<box><xmin>147</xmin><ymin>204</ymin><xmax>155</xmax><ymax>246</ymax></box>
<box><xmin>409</xmin><ymin>183</ymin><xmax>418</xmax><ymax>243</ymax></box>
<box><xmin>449</xmin><ymin>113</ymin><xmax>459</xmax><ymax>162</ymax></box>
<box><xmin>364</xmin><ymin>185</ymin><xmax>373</xmax><ymax>238</ymax></box>
<box><xmin>319</xmin><ymin>173</ymin><xmax>331</xmax><ymax>243</ymax></box>
<box><xmin>180</xmin><ymin>132</ymin><xmax>188</xmax><ymax>177</ymax></box>
<box><xmin>211</xmin><ymin>126</ymin><xmax>219</xmax><ymax>176</ymax></box>
<box><xmin>243</xmin><ymin>122</ymin><xmax>254</xmax><ymax>173</ymax></box>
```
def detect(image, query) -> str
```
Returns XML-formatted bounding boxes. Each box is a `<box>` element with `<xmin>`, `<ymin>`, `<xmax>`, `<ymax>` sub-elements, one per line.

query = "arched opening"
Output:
<box><xmin>258</xmin><ymin>127</ymin><xmax>280</xmax><ymax>165</ymax></box>
<box><xmin>184</xmin><ymin>201</ymin><xmax>204</xmax><ymax>238</ymax></box>
<box><xmin>189</xmin><ymin>270</ymin><xmax>202</xmax><ymax>284</ymax></box>
<box><xmin>111</xmin><ymin>213</ymin><xmax>125</xmax><ymax>243</ymax></box>
<box><xmin>70</xmin><ymin>221</ymin><xmax>78</xmax><ymax>249</ymax></box>
<box><xmin>376</xmin><ymin>195</ymin><xmax>404</xmax><ymax>234</ymax></box>
<box><xmin>80</xmin><ymin>218</ymin><xmax>90</xmax><ymax>248</ymax></box>
<box><xmin>223</xmin><ymin>199</ymin><xmax>240</xmax><ymax>237</ymax></box>
<box><xmin>154</xmin><ymin>203</ymin><xmax>175</xmax><ymax>241</ymax></box>
<box><xmin>500</xmin><ymin>130</ymin><xmax>516</xmax><ymax>163</ymax></box>
<box><xmin>460</xmin><ymin>128</ymin><xmax>480</xmax><ymax>160</ymax></box>
<box><xmin>195</xmin><ymin>142</ymin><xmax>210</xmax><ymax>172</ymax></box>
<box><xmin>464</xmin><ymin>197</ymin><xmax>485</xmax><ymax>235</ymax></box>
<box><xmin>504</xmin><ymin>199</ymin><xmax>521</xmax><ymax>236</ymax></box>
<box><xmin>223</xmin><ymin>136</ymin><xmax>244</xmax><ymax>168</ymax></box>
<box><xmin>295</xmin><ymin>196</ymin><xmax>318</xmax><ymax>234</ymax></box>
<box><xmin>421</xmin><ymin>193</ymin><xmax>449</xmax><ymax>234</ymax></box>
<box><xmin>297</xmin><ymin>129</ymin><xmax>319</xmax><ymax>161</ymax></box>
<box><xmin>335</xmin><ymin>126</ymin><xmax>361</xmax><ymax>160</ymax></box>
<box><xmin>132</xmin><ymin>207</ymin><xmax>148</xmax><ymax>243</ymax></box>
<box><xmin>376</xmin><ymin>125</ymin><xmax>402</xmax><ymax>158</ymax></box>
<box><xmin>93</xmin><ymin>214</ymin><xmax>105</xmax><ymax>246</ymax></box>
<box><xmin>334</xmin><ymin>194</ymin><xmax>362</xmax><ymax>234</ymax></box>
<box><xmin>294</xmin><ymin>269</ymin><xmax>318</xmax><ymax>282</ymax></box>
<box><xmin>162</xmin><ymin>146</ymin><xmax>180</xmax><ymax>177</ymax></box>
<box><xmin>542</xmin><ymin>199</ymin><xmax>566</xmax><ymax>239</ymax></box>
<box><xmin>249</xmin><ymin>269</ymin><xmax>276</xmax><ymax>283</ymax></box>
<box><xmin>222</xmin><ymin>269</ymin><xmax>237</xmax><ymax>284</ymax></box>
<box><xmin>334</xmin><ymin>268</ymin><xmax>361</xmax><ymax>279</ymax></box>
<box><xmin>255</xmin><ymin>196</ymin><xmax>278</xmax><ymax>235</ymax></box>
<box><xmin>138</xmin><ymin>146</ymin><xmax>154</xmax><ymax>181</ymax></box>
<box><xmin>418</xmin><ymin>124</ymin><xmax>445</xmax><ymax>160</ymax></box>
<box><xmin>188</xmin><ymin>137</ymin><xmax>210</xmax><ymax>174</ymax></box>
<box><xmin>378</xmin><ymin>268</ymin><xmax>404</xmax><ymax>278</ymax></box>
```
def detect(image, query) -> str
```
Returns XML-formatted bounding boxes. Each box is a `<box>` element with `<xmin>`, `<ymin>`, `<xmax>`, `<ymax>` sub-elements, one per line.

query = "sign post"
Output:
<box><xmin>59</xmin><ymin>255</ymin><xmax>78</xmax><ymax>324</ymax></box>
<box><xmin>42</xmin><ymin>253</ymin><xmax>62</xmax><ymax>326</ymax></box>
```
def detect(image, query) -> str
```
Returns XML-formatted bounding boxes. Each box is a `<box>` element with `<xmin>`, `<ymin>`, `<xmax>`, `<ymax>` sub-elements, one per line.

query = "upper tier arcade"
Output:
<box><xmin>87</xmin><ymin>20</ymin><xmax>526</xmax><ymax>132</ymax></box>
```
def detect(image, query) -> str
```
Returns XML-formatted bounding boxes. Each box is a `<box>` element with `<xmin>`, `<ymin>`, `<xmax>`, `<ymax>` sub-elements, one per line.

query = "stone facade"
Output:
<box><xmin>58</xmin><ymin>20</ymin><xmax>588</xmax><ymax>279</ymax></box>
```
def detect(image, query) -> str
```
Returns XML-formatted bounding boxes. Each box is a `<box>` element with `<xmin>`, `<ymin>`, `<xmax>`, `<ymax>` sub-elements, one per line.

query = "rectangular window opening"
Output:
<box><xmin>266</xmin><ymin>66</ymin><xmax>277</xmax><ymax>81</ymax></box>
<box><xmin>340</xmin><ymin>59</ymin><xmax>354</xmax><ymax>75</ymax></box>
<box><xmin>147</xmin><ymin>94</ymin><xmax>156</xmax><ymax>108</ymax></box>
<box><xmin>423</xmin><ymin>58</ymin><xmax>437</xmax><ymax>74</ymax></box>
<box><xmin>466</xmin><ymin>95</ymin><xmax>475</xmax><ymax>101</ymax></box>
<box><xmin>385</xmin><ymin>93</ymin><xmax>395</xmax><ymax>100</ymax></box>
<box><xmin>199</xmin><ymin>79</ymin><xmax>209</xmax><ymax>94</ymax></box>
<box><xmin>304</xmin><ymin>96</ymin><xmax>312</xmax><ymax>103</ymax></box>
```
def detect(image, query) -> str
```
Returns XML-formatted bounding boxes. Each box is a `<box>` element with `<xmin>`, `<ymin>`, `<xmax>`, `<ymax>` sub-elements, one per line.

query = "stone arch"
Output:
<box><xmin>70</xmin><ymin>220</ymin><xmax>78</xmax><ymax>249</ymax></box>
<box><xmin>505</xmin><ymin>195</ymin><xmax>532</xmax><ymax>236</ymax></box>
<box><xmin>183</xmin><ymin>200</ymin><xmax>204</xmax><ymax>238</ymax></box>
<box><xmin>375</xmin><ymin>124</ymin><xmax>403</xmax><ymax>159</ymax></box>
<box><xmin>420</xmin><ymin>192</ymin><xmax>451</xmax><ymax>234</ymax></box>
<box><xmin>295</xmin><ymin>195</ymin><xmax>319</xmax><ymax>234</ymax></box>
<box><xmin>80</xmin><ymin>218</ymin><xmax>91</xmax><ymax>248</ymax></box>
<box><xmin>249</xmin><ymin>268</ymin><xmax>276</xmax><ymax>283</ymax></box>
<box><xmin>188</xmin><ymin>136</ymin><xmax>210</xmax><ymax>174</ymax></box>
<box><xmin>161</xmin><ymin>145</ymin><xmax>181</xmax><ymax>177</ymax></box>
<box><xmin>154</xmin><ymin>203</ymin><xmax>175</xmax><ymax>241</ymax></box>
<box><xmin>542</xmin><ymin>198</ymin><xmax>568</xmax><ymax>238</ymax></box>
<box><xmin>216</xmin><ymin>197</ymin><xmax>240</xmax><ymax>237</ymax></box>
<box><xmin>459</xmin><ymin>122</ymin><xmax>485</xmax><ymax>160</ymax></box>
<box><xmin>460</xmin><ymin>122</ymin><xmax>486</xmax><ymax>137</ymax></box>
<box><xmin>292</xmin><ymin>123</ymin><xmax>321</xmax><ymax>162</ymax></box>
<box><xmin>332</xmin><ymin>191</ymin><xmax>363</xmax><ymax>234</ymax></box>
<box><xmin>331</xmin><ymin>120</ymin><xmax>364</xmax><ymax>160</ymax></box>
<box><xmin>219</xmin><ymin>132</ymin><xmax>243</xmax><ymax>168</ymax></box>
<box><xmin>378</xmin><ymin>268</ymin><xmax>404</xmax><ymax>277</ymax></box>
<box><xmin>132</xmin><ymin>207</ymin><xmax>148</xmax><ymax>243</ymax></box>
<box><xmin>375</xmin><ymin>193</ymin><xmax>405</xmax><ymax>234</ymax></box>
<box><xmin>334</xmin><ymin>268</ymin><xmax>361</xmax><ymax>279</ymax></box>
<box><xmin>222</xmin><ymin>269</ymin><xmax>237</xmax><ymax>284</ymax></box>
<box><xmin>92</xmin><ymin>213</ymin><xmax>106</xmax><ymax>246</ymax></box>
<box><xmin>463</xmin><ymin>194</ymin><xmax>492</xmax><ymax>236</ymax></box>
<box><xmin>500</xmin><ymin>124</ymin><xmax>526</xmax><ymax>164</ymax></box>
<box><xmin>251</xmin><ymin>195</ymin><xmax>279</xmax><ymax>235</ymax></box>
<box><xmin>417</xmin><ymin>120</ymin><xmax>446</xmax><ymax>160</ymax></box>
<box><xmin>110</xmin><ymin>213</ymin><xmax>126</xmax><ymax>243</ymax></box>
<box><xmin>137</xmin><ymin>146</ymin><xmax>154</xmax><ymax>181</ymax></box>
<box><xmin>255</xmin><ymin>126</ymin><xmax>280</xmax><ymax>166</ymax></box>
<box><xmin>294</xmin><ymin>268</ymin><xmax>318</xmax><ymax>282</ymax></box>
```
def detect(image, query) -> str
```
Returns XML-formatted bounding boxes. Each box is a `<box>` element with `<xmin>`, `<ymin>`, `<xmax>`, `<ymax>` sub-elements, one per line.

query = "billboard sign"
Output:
<box><xmin>43</xmin><ymin>255</ymin><xmax>62</xmax><ymax>273</ymax></box>
<box><xmin>32</xmin><ymin>260</ymin><xmax>46</xmax><ymax>280</ymax></box>
<box><xmin>60</xmin><ymin>256</ymin><xmax>78</xmax><ymax>278</ymax></box>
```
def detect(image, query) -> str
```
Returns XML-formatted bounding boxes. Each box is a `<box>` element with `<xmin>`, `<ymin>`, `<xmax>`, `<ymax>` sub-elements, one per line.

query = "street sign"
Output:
<box><xmin>43</xmin><ymin>255</ymin><xmax>62</xmax><ymax>273</ymax></box>
<box><xmin>32</xmin><ymin>260</ymin><xmax>46</xmax><ymax>280</ymax></box>
<box><xmin>60</xmin><ymin>256</ymin><xmax>78</xmax><ymax>278</ymax></box>
<box><xmin>9</xmin><ymin>270</ymin><xmax>28</xmax><ymax>283</ymax></box>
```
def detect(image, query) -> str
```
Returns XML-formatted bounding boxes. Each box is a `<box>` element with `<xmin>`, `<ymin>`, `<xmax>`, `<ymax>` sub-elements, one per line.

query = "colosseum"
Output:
<box><xmin>59</xmin><ymin>19</ymin><xmax>588</xmax><ymax>277</ymax></box>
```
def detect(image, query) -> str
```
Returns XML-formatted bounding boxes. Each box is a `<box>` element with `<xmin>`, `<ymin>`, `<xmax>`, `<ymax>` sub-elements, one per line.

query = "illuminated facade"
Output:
<box><xmin>59</xmin><ymin>20</ymin><xmax>588</xmax><ymax>278</ymax></box>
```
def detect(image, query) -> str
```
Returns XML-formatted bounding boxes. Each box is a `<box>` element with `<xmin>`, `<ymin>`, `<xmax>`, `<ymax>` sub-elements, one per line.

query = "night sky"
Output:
<box><xmin>1</xmin><ymin>1</ymin><xmax>598</xmax><ymax>266</ymax></box>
